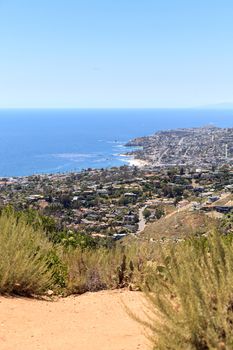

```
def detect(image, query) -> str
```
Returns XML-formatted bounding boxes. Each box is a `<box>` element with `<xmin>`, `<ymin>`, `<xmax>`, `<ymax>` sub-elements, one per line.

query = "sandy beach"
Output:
<box><xmin>127</xmin><ymin>158</ymin><xmax>149</xmax><ymax>167</ymax></box>
<box><xmin>119</xmin><ymin>154</ymin><xmax>149</xmax><ymax>168</ymax></box>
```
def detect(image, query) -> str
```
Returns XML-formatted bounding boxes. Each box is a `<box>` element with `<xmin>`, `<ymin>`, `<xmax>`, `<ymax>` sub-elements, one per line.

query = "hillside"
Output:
<box><xmin>141</xmin><ymin>210</ymin><xmax>217</xmax><ymax>240</ymax></box>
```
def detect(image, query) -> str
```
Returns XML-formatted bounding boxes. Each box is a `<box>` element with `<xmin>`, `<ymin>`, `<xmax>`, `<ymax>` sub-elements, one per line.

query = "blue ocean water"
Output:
<box><xmin>0</xmin><ymin>109</ymin><xmax>232</xmax><ymax>177</ymax></box>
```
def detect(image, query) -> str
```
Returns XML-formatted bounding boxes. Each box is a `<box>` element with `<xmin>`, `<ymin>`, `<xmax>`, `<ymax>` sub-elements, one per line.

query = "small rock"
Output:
<box><xmin>47</xmin><ymin>290</ymin><xmax>54</xmax><ymax>296</ymax></box>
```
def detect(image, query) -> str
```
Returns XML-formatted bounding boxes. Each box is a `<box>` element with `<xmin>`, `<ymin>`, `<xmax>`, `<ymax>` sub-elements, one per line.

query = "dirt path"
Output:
<box><xmin>0</xmin><ymin>290</ymin><xmax>150</xmax><ymax>350</ymax></box>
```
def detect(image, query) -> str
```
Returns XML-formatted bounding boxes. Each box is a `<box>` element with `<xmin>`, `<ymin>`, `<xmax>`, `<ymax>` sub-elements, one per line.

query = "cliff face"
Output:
<box><xmin>125</xmin><ymin>136</ymin><xmax>150</xmax><ymax>147</ymax></box>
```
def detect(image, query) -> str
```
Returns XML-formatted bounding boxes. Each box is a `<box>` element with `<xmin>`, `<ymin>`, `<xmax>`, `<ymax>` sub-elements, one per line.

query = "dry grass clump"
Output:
<box><xmin>0</xmin><ymin>212</ymin><xmax>55</xmax><ymax>295</ymax></box>
<box><xmin>63</xmin><ymin>242</ymin><xmax>156</xmax><ymax>294</ymax></box>
<box><xmin>0</xmin><ymin>206</ymin><xmax>158</xmax><ymax>296</ymax></box>
<box><xmin>142</xmin><ymin>232</ymin><xmax>233</xmax><ymax>350</ymax></box>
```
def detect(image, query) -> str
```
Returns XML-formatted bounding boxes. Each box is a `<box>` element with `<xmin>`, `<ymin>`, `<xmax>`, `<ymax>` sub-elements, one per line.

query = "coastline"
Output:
<box><xmin>126</xmin><ymin>158</ymin><xmax>149</xmax><ymax>167</ymax></box>
<box><xmin>0</xmin><ymin>157</ymin><xmax>148</xmax><ymax>179</ymax></box>
<box><xmin>119</xmin><ymin>154</ymin><xmax>149</xmax><ymax>168</ymax></box>
<box><xmin>0</xmin><ymin>109</ymin><xmax>232</xmax><ymax>177</ymax></box>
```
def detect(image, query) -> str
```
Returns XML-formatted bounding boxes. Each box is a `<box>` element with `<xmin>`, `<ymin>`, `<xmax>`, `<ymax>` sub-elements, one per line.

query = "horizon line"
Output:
<box><xmin>0</xmin><ymin>105</ymin><xmax>233</xmax><ymax>111</ymax></box>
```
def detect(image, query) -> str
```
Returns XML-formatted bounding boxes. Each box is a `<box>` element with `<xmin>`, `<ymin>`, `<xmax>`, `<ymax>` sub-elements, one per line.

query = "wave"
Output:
<box><xmin>52</xmin><ymin>153</ymin><xmax>97</xmax><ymax>161</ymax></box>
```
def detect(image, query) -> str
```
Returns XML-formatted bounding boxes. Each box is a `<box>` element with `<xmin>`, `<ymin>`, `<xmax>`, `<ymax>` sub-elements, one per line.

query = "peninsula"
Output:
<box><xmin>126</xmin><ymin>126</ymin><xmax>233</xmax><ymax>168</ymax></box>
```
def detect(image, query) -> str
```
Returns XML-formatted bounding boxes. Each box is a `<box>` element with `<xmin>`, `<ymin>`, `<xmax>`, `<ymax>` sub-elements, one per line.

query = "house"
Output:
<box><xmin>124</xmin><ymin>192</ymin><xmax>137</xmax><ymax>197</ymax></box>
<box><xmin>123</xmin><ymin>214</ymin><xmax>137</xmax><ymax>224</ymax></box>
<box><xmin>97</xmin><ymin>189</ymin><xmax>108</xmax><ymax>195</ymax></box>
<box><xmin>113</xmin><ymin>233</ymin><xmax>127</xmax><ymax>240</ymax></box>
<box><xmin>208</xmin><ymin>196</ymin><xmax>220</xmax><ymax>203</ymax></box>
<box><xmin>26</xmin><ymin>194</ymin><xmax>44</xmax><ymax>202</ymax></box>
<box><xmin>215</xmin><ymin>206</ymin><xmax>233</xmax><ymax>214</ymax></box>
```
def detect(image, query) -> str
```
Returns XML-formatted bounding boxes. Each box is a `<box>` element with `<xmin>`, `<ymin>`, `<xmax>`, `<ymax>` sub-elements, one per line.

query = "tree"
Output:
<box><xmin>143</xmin><ymin>208</ymin><xmax>151</xmax><ymax>219</ymax></box>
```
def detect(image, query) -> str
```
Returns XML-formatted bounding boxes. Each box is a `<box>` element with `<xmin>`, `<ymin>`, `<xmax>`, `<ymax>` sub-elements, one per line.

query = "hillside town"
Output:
<box><xmin>126</xmin><ymin>126</ymin><xmax>233</xmax><ymax>168</ymax></box>
<box><xmin>0</xmin><ymin>162</ymin><xmax>233</xmax><ymax>243</ymax></box>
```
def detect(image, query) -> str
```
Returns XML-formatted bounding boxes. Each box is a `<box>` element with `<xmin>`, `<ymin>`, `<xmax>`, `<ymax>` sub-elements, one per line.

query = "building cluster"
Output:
<box><xmin>0</xmin><ymin>163</ymin><xmax>233</xmax><ymax>241</ymax></box>
<box><xmin>126</xmin><ymin>126</ymin><xmax>233</xmax><ymax>168</ymax></box>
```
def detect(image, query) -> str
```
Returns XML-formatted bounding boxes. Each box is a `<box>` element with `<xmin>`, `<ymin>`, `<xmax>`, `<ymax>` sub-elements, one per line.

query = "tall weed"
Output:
<box><xmin>0</xmin><ymin>212</ymin><xmax>58</xmax><ymax>295</ymax></box>
<box><xmin>142</xmin><ymin>232</ymin><xmax>233</xmax><ymax>350</ymax></box>
<box><xmin>63</xmin><ymin>242</ymin><xmax>156</xmax><ymax>294</ymax></box>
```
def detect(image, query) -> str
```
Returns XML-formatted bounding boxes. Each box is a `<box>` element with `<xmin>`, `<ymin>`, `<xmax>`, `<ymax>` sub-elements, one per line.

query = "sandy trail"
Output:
<box><xmin>0</xmin><ymin>290</ymin><xmax>150</xmax><ymax>350</ymax></box>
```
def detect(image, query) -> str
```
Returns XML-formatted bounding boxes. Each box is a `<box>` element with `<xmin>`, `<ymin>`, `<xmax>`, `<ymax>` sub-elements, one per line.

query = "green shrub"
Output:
<box><xmin>0</xmin><ymin>212</ymin><xmax>60</xmax><ymax>295</ymax></box>
<box><xmin>46</xmin><ymin>249</ymin><xmax>68</xmax><ymax>289</ymax></box>
<box><xmin>143</xmin><ymin>208</ymin><xmax>151</xmax><ymax>219</ymax></box>
<box><xmin>141</xmin><ymin>232</ymin><xmax>233</xmax><ymax>350</ymax></box>
<box><xmin>0</xmin><ymin>207</ymin><xmax>157</xmax><ymax>296</ymax></box>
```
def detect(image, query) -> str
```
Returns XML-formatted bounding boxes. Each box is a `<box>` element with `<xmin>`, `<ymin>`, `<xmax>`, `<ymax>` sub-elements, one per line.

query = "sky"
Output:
<box><xmin>0</xmin><ymin>0</ymin><xmax>233</xmax><ymax>109</ymax></box>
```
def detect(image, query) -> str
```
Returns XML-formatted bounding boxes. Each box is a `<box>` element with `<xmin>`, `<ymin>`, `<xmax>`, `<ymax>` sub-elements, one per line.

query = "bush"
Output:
<box><xmin>63</xmin><ymin>243</ymin><xmax>156</xmax><ymax>294</ymax></box>
<box><xmin>0</xmin><ymin>212</ymin><xmax>61</xmax><ymax>295</ymax></box>
<box><xmin>143</xmin><ymin>208</ymin><xmax>151</xmax><ymax>219</ymax></box>
<box><xmin>142</xmin><ymin>232</ymin><xmax>233</xmax><ymax>350</ymax></box>
<box><xmin>0</xmin><ymin>207</ymin><xmax>157</xmax><ymax>296</ymax></box>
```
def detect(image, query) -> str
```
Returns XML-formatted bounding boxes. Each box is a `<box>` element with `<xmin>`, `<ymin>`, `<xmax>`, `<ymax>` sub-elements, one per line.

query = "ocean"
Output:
<box><xmin>0</xmin><ymin>108</ymin><xmax>232</xmax><ymax>177</ymax></box>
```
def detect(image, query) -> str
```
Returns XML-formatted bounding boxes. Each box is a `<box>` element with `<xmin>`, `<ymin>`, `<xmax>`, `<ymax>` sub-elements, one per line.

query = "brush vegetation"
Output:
<box><xmin>0</xmin><ymin>208</ymin><xmax>155</xmax><ymax>296</ymax></box>
<box><xmin>2</xmin><ymin>207</ymin><xmax>233</xmax><ymax>349</ymax></box>
<box><xmin>63</xmin><ymin>243</ymin><xmax>156</xmax><ymax>294</ymax></box>
<box><xmin>141</xmin><ymin>233</ymin><xmax>233</xmax><ymax>350</ymax></box>
<box><xmin>0</xmin><ymin>212</ymin><xmax>55</xmax><ymax>295</ymax></box>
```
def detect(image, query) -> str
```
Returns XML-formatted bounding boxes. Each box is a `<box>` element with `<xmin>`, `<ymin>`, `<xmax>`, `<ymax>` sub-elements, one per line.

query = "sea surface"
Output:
<box><xmin>0</xmin><ymin>108</ymin><xmax>232</xmax><ymax>177</ymax></box>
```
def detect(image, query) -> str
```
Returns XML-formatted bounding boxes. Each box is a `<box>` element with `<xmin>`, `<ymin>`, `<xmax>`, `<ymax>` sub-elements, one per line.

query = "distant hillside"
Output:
<box><xmin>141</xmin><ymin>210</ymin><xmax>218</xmax><ymax>240</ymax></box>
<box><xmin>200</xmin><ymin>102</ymin><xmax>233</xmax><ymax>110</ymax></box>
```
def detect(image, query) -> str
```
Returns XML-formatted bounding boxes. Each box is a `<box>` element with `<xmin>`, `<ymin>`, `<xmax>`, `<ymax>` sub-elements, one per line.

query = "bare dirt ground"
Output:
<box><xmin>0</xmin><ymin>290</ymin><xmax>150</xmax><ymax>350</ymax></box>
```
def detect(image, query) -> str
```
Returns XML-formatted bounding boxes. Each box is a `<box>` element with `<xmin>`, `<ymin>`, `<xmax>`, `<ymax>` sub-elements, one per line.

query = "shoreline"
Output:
<box><xmin>126</xmin><ymin>158</ymin><xmax>149</xmax><ymax>167</ymax></box>
<box><xmin>118</xmin><ymin>154</ymin><xmax>149</xmax><ymax>168</ymax></box>
<box><xmin>0</xmin><ymin>154</ymin><xmax>149</xmax><ymax>179</ymax></box>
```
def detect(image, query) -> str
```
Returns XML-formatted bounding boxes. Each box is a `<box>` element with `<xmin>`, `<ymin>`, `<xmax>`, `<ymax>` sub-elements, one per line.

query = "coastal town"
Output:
<box><xmin>0</xmin><ymin>156</ymin><xmax>233</xmax><ymax>244</ymax></box>
<box><xmin>2</xmin><ymin>2</ymin><xmax>233</xmax><ymax>349</ymax></box>
<box><xmin>126</xmin><ymin>126</ymin><xmax>233</xmax><ymax>168</ymax></box>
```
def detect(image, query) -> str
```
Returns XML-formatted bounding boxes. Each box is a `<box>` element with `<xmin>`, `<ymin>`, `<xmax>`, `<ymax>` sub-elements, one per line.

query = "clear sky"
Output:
<box><xmin>0</xmin><ymin>0</ymin><xmax>233</xmax><ymax>108</ymax></box>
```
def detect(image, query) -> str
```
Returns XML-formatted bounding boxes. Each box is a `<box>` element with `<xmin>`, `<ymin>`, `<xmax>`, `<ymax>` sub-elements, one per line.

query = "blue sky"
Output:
<box><xmin>0</xmin><ymin>0</ymin><xmax>233</xmax><ymax>108</ymax></box>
